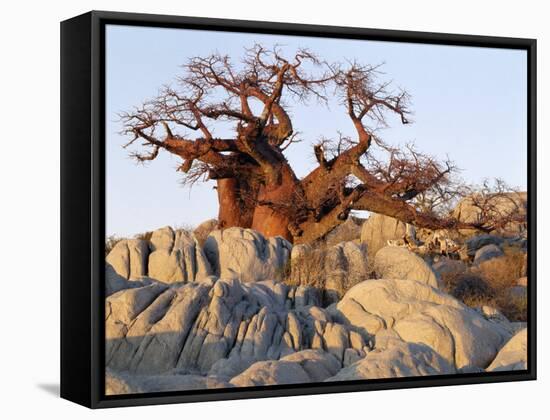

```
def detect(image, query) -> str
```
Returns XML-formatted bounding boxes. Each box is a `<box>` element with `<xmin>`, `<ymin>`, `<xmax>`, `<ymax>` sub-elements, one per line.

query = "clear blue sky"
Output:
<box><xmin>106</xmin><ymin>24</ymin><xmax>527</xmax><ymax>238</ymax></box>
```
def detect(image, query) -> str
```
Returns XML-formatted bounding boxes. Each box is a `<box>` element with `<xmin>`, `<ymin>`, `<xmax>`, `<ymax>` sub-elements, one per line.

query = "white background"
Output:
<box><xmin>0</xmin><ymin>0</ymin><xmax>547</xmax><ymax>418</ymax></box>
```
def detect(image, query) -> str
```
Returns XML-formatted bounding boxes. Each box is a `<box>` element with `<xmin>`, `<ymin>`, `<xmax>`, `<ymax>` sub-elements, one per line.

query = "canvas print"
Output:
<box><xmin>104</xmin><ymin>25</ymin><xmax>528</xmax><ymax>396</ymax></box>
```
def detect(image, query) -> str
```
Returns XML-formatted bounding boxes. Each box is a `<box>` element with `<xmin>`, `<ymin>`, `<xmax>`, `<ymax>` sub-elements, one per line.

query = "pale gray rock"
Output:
<box><xmin>106</xmin><ymin>282</ymin><xmax>211</xmax><ymax>374</ymax></box>
<box><xmin>324</xmin><ymin>241</ymin><xmax>369</xmax><ymax>301</ymax></box>
<box><xmin>106</xmin><ymin>238</ymin><xmax>149</xmax><ymax>280</ymax></box>
<box><xmin>324</xmin><ymin>216</ymin><xmax>364</xmax><ymax>247</ymax></box>
<box><xmin>487</xmin><ymin>328</ymin><xmax>527</xmax><ymax>372</ymax></box>
<box><xmin>453</xmin><ymin>192</ymin><xmax>527</xmax><ymax>235</ymax></box>
<box><xmin>374</xmin><ymin>246</ymin><xmax>440</xmax><ymax>288</ymax></box>
<box><xmin>335</xmin><ymin>279</ymin><xmax>512</xmax><ymax>369</ymax></box>
<box><xmin>105</xmin><ymin>370</ymin><xmax>231</xmax><ymax>395</ymax></box>
<box><xmin>280</xmin><ymin>350</ymin><xmax>341</xmax><ymax>382</ymax></box>
<box><xmin>465</xmin><ymin>234</ymin><xmax>505</xmax><ymax>257</ymax></box>
<box><xmin>148</xmin><ymin>226</ymin><xmax>212</xmax><ymax>283</ymax></box>
<box><xmin>204</xmin><ymin>227</ymin><xmax>291</xmax><ymax>283</ymax></box>
<box><xmin>474</xmin><ymin>244</ymin><xmax>504</xmax><ymax>265</ymax></box>
<box><xmin>326</xmin><ymin>332</ymin><xmax>455</xmax><ymax>381</ymax></box>
<box><xmin>432</xmin><ymin>259</ymin><xmax>467</xmax><ymax>278</ymax></box>
<box><xmin>193</xmin><ymin>219</ymin><xmax>219</xmax><ymax>245</ymax></box>
<box><xmin>360</xmin><ymin>213</ymin><xmax>407</xmax><ymax>257</ymax></box>
<box><xmin>229</xmin><ymin>360</ymin><xmax>311</xmax><ymax>387</ymax></box>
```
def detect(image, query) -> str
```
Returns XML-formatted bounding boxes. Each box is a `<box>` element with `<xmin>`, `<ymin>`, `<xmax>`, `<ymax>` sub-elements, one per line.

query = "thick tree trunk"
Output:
<box><xmin>250</xmin><ymin>167</ymin><xmax>298</xmax><ymax>242</ymax></box>
<box><xmin>216</xmin><ymin>178</ymin><xmax>254</xmax><ymax>229</ymax></box>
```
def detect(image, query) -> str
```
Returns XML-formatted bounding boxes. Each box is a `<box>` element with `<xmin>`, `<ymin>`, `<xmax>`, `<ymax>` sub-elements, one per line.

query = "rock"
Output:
<box><xmin>453</xmin><ymin>192</ymin><xmax>527</xmax><ymax>235</ymax></box>
<box><xmin>105</xmin><ymin>370</ymin><xmax>231</xmax><ymax>395</ymax></box>
<box><xmin>373</xmin><ymin>246</ymin><xmax>440</xmax><ymax>288</ymax></box>
<box><xmin>193</xmin><ymin>219</ymin><xmax>218</xmax><ymax>246</ymax></box>
<box><xmin>326</xmin><ymin>332</ymin><xmax>455</xmax><ymax>381</ymax></box>
<box><xmin>280</xmin><ymin>350</ymin><xmax>341</xmax><ymax>381</ymax></box>
<box><xmin>322</xmin><ymin>322</ymin><xmax>350</xmax><ymax>362</ymax></box>
<box><xmin>474</xmin><ymin>244</ymin><xmax>504</xmax><ymax>265</ymax></box>
<box><xmin>487</xmin><ymin>329</ymin><xmax>527</xmax><ymax>371</ymax></box>
<box><xmin>148</xmin><ymin>226</ymin><xmax>212</xmax><ymax>283</ymax></box>
<box><xmin>324</xmin><ymin>216</ymin><xmax>364</xmax><ymax>247</ymax></box>
<box><xmin>106</xmin><ymin>273</ymin><xmax>363</xmax><ymax>383</ymax></box>
<box><xmin>105</xmin><ymin>263</ymin><xmax>155</xmax><ymax>296</ymax></box>
<box><xmin>335</xmin><ymin>279</ymin><xmax>512</xmax><ymax>369</ymax></box>
<box><xmin>506</xmin><ymin>285</ymin><xmax>527</xmax><ymax>300</ymax></box>
<box><xmin>432</xmin><ymin>259</ymin><xmax>467</xmax><ymax>278</ymax></box>
<box><xmin>204</xmin><ymin>227</ymin><xmax>291</xmax><ymax>283</ymax></box>
<box><xmin>517</xmin><ymin>276</ymin><xmax>528</xmax><ymax>287</ymax></box>
<box><xmin>360</xmin><ymin>213</ymin><xmax>408</xmax><ymax>257</ymax></box>
<box><xmin>106</xmin><ymin>238</ymin><xmax>149</xmax><ymax>280</ymax></box>
<box><xmin>106</xmin><ymin>282</ymin><xmax>211</xmax><ymax>374</ymax></box>
<box><xmin>290</xmin><ymin>241</ymin><xmax>368</xmax><ymax>304</ymax></box>
<box><xmin>229</xmin><ymin>360</ymin><xmax>311</xmax><ymax>387</ymax></box>
<box><xmin>465</xmin><ymin>234</ymin><xmax>505</xmax><ymax>257</ymax></box>
<box><xmin>324</xmin><ymin>241</ymin><xmax>369</xmax><ymax>302</ymax></box>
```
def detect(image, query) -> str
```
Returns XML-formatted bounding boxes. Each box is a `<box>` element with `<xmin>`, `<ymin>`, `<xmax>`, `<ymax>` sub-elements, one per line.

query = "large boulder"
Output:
<box><xmin>229</xmin><ymin>360</ymin><xmax>311</xmax><ymax>387</ymax></box>
<box><xmin>473</xmin><ymin>244</ymin><xmax>504</xmax><ymax>265</ymax></box>
<box><xmin>360</xmin><ymin>213</ymin><xmax>408</xmax><ymax>257</ymax></box>
<box><xmin>334</xmin><ymin>279</ymin><xmax>512</xmax><ymax>369</ymax></box>
<box><xmin>487</xmin><ymin>328</ymin><xmax>527</xmax><ymax>371</ymax></box>
<box><xmin>326</xmin><ymin>331</ymin><xmax>455</xmax><ymax>381</ymax></box>
<box><xmin>204</xmin><ymin>227</ymin><xmax>291</xmax><ymax>283</ymax></box>
<box><xmin>290</xmin><ymin>241</ymin><xmax>368</xmax><ymax>304</ymax></box>
<box><xmin>106</xmin><ymin>239</ymin><xmax>149</xmax><ymax>280</ymax></box>
<box><xmin>453</xmin><ymin>192</ymin><xmax>527</xmax><ymax>235</ymax></box>
<box><xmin>193</xmin><ymin>219</ymin><xmax>218</xmax><ymax>246</ymax></box>
<box><xmin>373</xmin><ymin>246</ymin><xmax>440</xmax><ymax>288</ymax></box>
<box><xmin>106</xmin><ymin>282</ymin><xmax>210</xmax><ymax>374</ymax></box>
<box><xmin>324</xmin><ymin>241</ymin><xmax>369</xmax><ymax>302</ymax></box>
<box><xmin>148</xmin><ymin>227</ymin><xmax>212</xmax><ymax>283</ymax></box>
<box><xmin>324</xmin><ymin>216</ymin><xmax>364</xmax><ymax>247</ymax></box>
<box><xmin>106</xmin><ymin>276</ymin><xmax>357</xmax><ymax>378</ymax></box>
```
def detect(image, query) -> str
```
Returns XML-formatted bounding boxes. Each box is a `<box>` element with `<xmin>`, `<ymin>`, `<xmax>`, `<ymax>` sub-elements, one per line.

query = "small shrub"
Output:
<box><xmin>451</xmin><ymin>274</ymin><xmax>495</xmax><ymax>307</ymax></box>
<box><xmin>472</xmin><ymin>247</ymin><xmax>526</xmax><ymax>290</ymax></box>
<box><xmin>134</xmin><ymin>231</ymin><xmax>153</xmax><ymax>243</ymax></box>
<box><xmin>495</xmin><ymin>291</ymin><xmax>527</xmax><ymax>322</ymax></box>
<box><xmin>105</xmin><ymin>235</ymin><xmax>122</xmax><ymax>256</ymax></box>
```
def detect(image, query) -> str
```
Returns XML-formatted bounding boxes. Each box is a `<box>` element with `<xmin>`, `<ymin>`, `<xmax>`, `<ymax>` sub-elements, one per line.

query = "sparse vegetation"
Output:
<box><xmin>439</xmin><ymin>245</ymin><xmax>528</xmax><ymax>322</ymax></box>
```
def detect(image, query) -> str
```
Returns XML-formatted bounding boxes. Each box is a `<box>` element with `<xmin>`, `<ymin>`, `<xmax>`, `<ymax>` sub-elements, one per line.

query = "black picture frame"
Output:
<box><xmin>60</xmin><ymin>10</ymin><xmax>537</xmax><ymax>409</ymax></box>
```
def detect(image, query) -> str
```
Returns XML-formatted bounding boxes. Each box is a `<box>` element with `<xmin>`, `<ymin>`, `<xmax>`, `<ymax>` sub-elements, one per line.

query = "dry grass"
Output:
<box><xmin>446</xmin><ymin>246</ymin><xmax>528</xmax><ymax>322</ymax></box>
<box><xmin>285</xmin><ymin>246</ymin><xmax>328</xmax><ymax>291</ymax></box>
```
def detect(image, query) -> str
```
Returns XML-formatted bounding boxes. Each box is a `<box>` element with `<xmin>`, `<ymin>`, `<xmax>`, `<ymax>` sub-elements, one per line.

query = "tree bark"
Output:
<box><xmin>216</xmin><ymin>178</ymin><xmax>254</xmax><ymax>229</ymax></box>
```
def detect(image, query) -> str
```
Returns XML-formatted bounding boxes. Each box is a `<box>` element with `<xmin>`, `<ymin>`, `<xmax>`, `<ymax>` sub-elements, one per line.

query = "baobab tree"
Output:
<box><xmin>120</xmin><ymin>45</ymin><xmax>521</xmax><ymax>244</ymax></box>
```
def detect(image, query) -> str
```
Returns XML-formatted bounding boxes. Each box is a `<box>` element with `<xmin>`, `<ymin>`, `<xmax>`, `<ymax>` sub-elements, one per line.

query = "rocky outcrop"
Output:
<box><xmin>106</xmin><ymin>277</ymin><xmax>357</xmax><ymax>379</ymax></box>
<box><xmin>324</xmin><ymin>242</ymin><xmax>369</xmax><ymax>301</ymax></box>
<box><xmin>229</xmin><ymin>350</ymin><xmax>341</xmax><ymax>386</ymax></box>
<box><xmin>204</xmin><ymin>228</ymin><xmax>292</xmax><ymax>283</ymax></box>
<box><xmin>374</xmin><ymin>246</ymin><xmax>440</xmax><ymax>288</ymax></box>
<box><xmin>193</xmin><ymin>219</ymin><xmax>218</xmax><ymax>246</ymax></box>
<box><xmin>290</xmin><ymin>240</ymin><xmax>369</xmax><ymax>304</ymax></box>
<box><xmin>487</xmin><ymin>329</ymin><xmax>527</xmax><ymax>371</ymax></box>
<box><xmin>324</xmin><ymin>217</ymin><xmax>364</xmax><ymax>247</ymax></box>
<box><xmin>105</xmin><ymin>369</ymin><xmax>231</xmax><ymax>395</ymax></box>
<box><xmin>333</xmin><ymin>279</ymin><xmax>512</xmax><ymax>369</ymax></box>
<box><xmin>326</xmin><ymin>330</ymin><xmax>455</xmax><ymax>381</ymax></box>
<box><xmin>105</xmin><ymin>226</ymin><xmax>213</xmax><ymax>285</ymax></box>
<box><xmin>106</xmin><ymin>239</ymin><xmax>149</xmax><ymax>280</ymax></box>
<box><xmin>105</xmin><ymin>225</ymin><xmax>528</xmax><ymax>394</ymax></box>
<box><xmin>360</xmin><ymin>213</ymin><xmax>408</xmax><ymax>257</ymax></box>
<box><xmin>148</xmin><ymin>227</ymin><xmax>212</xmax><ymax>283</ymax></box>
